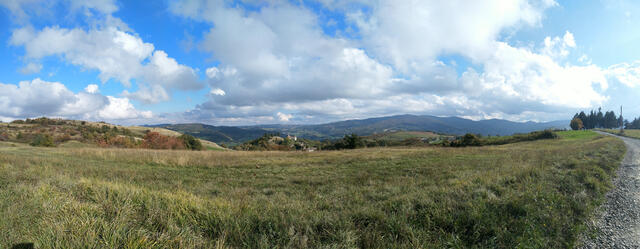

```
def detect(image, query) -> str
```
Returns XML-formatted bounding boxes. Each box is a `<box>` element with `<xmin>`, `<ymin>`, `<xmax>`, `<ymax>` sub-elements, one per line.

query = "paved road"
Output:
<box><xmin>581</xmin><ymin>131</ymin><xmax>640</xmax><ymax>248</ymax></box>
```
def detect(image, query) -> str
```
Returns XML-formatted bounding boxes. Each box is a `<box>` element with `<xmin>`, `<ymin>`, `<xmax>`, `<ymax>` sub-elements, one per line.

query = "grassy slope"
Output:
<box><xmin>0</xmin><ymin>131</ymin><xmax>625</xmax><ymax>248</ymax></box>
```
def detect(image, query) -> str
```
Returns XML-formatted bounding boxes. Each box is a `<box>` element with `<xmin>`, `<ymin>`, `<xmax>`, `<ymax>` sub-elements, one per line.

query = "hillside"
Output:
<box><xmin>149</xmin><ymin>123</ymin><xmax>268</xmax><ymax>145</ymax></box>
<box><xmin>0</xmin><ymin>118</ymin><xmax>223</xmax><ymax>150</ymax></box>
<box><xmin>156</xmin><ymin>114</ymin><xmax>568</xmax><ymax>144</ymax></box>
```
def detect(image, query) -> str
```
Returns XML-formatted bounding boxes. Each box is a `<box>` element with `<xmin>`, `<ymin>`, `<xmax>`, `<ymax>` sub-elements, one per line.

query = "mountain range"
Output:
<box><xmin>149</xmin><ymin>114</ymin><xmax>569</xmax><ymax>145</ymax></box>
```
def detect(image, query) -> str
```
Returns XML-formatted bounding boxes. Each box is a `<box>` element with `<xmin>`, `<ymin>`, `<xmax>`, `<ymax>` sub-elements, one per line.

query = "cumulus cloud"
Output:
<box><xmin>98</xmin><ymin>96</ymin><xmax>153</xmax><ymax>120</ymax></box>
<box><xmin>9</xmin><ymin>25</ymin><xmax>202</xmax><ymax>104</ymax></box>
<box><xmin>346</xmin><ymin>0</ymin><xmax>558</xmax><ymax>70</ymax></box>
<box><xmin>19</xmin><ymin>62</ymin><xmax>42</xmax><ymax>74</ymax></box>
<box><xmin>85</xmin><ymin>84</ymin><xmax>99</xmax><ymax>93</ymax></box>
<box><xmin>0</xmin><ymin>78</ymin><xmax>151</xmax><ymax>121</ymax></box>
<box><xmin>541</xmin><ymin>31</ymin><xmax>577</xmax><ymax>59</ymax></box>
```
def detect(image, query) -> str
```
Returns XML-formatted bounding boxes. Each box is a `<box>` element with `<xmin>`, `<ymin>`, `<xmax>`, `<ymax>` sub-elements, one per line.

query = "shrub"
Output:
<box><xmin>30</xmin><ymin>134</ymin><xmax>55</xmax><ymax>147</ymax></box>
<box><xmin>143</xmin><ymin>132</ymin><xmax>185</xmax><ymax>150</ymax></box>
<box><xmin>180</xmin><ymin>134</ymin><xmax>203</xmax><ymax>151</ymax></box>
<box><xmin>450</xmin><ymin>133</ymin><xmax>482</xmax><ymax>147</ymax></box>
<box><xmin>55</xmin><ymin>133</ymin><xmax>72</xmax><ymax>143</ymax></box>
<box><xmin>342</xmin><ymin>134</ymin><xmax>366</xmax><ymax>149</ymax></box>
<box><xmin>107</xmin><ymin>136</ymin><xmax>138</xmax><ymax>148</ymax></box>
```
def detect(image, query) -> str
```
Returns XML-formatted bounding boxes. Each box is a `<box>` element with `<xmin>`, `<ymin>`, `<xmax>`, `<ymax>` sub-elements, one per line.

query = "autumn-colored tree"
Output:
<box><xmin>143</xmin><ymin>132</ymin><xmax>185</xmax><ymax>150</ymax></box>
<box><xmin>570</xmin><ymin>117</ymin><xmax>584</xmax><ymax>130</ymax></box>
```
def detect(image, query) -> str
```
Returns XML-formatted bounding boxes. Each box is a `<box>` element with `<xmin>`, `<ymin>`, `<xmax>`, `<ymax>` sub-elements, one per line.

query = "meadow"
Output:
<box><xmin>0</xmin><ymin>130</ymin><xmax>625</xmax><ymax>248</ymax></box>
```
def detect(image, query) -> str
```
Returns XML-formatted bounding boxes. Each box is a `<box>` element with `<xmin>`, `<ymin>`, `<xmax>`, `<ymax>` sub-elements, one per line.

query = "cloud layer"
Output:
<box><xmin>166</xmin><ymin>0</ymin><xmax>617</xmax><ymax>124</ymax></box>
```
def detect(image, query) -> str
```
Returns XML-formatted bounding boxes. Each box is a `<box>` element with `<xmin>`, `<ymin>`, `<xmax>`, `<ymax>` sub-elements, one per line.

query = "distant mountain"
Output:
<box><xmin>257</xmin><ymin>115</ymin><xmax>568</xmax><ymax>139</ymax></box>
<box><xmin>153</xmin><ymin>115</ymin><xmax>569</xmax><ymax>144</ymax></box>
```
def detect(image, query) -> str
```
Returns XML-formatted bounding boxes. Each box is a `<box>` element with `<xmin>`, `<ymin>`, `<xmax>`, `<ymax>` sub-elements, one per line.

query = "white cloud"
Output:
<box><xmin>607</xmin><ymin>61</ymin><xmax>640</xmax><ymax>87</ymax></box>
<box><xmin>210</xmin><ymin>88</ymin><xmax>225</xmax><ymax>96</ymax></box>
<box><xmin>19</xmin><ymin>62</ymin><xmax>42</xmax><ymax>74</ymax></box>
<box><xmin>346</xmin><ymin>0</ymin><xmax>558</xmax><ymax>71</ymax></box>
<box><xmin>85</xmin><ymin>84</ymin><xmax>99</xmax><ymax>93</ymax></box>
<box><xmin>0</xmin><ymin>78</ymin><xmax>151</xmax><ymax>121</ymax></box>
<box><xmin>98</xmin><ymin>96</ymin><xmax>153</xmax><ymax>120</ymax></box>
<box><xmin>276</xmin><ymin>112</ymin><xmax>292</xmax><ymax>122</ymax></box>
<box><xmin>542</xmin><ymin>31</ymin><xmax>577</xmax><ymax>58</ymax></box>
<box><xmin>9</xmin><ymin>25</ymin><xmax>202</xmax><ymax>104</ymax></box>
<box><xmin>0</xmin><ymin>78</ymin><xmax>106</xmax><ymax>118</ymax></box>
<box><xmin>461</xmin><ymin>41</ymin><xmax>607</xmax><ymax>110</ymax></box>
<box><xmin>168</xmin><ymin>0</ymin><xmax>615</xmax><ymax>124</ymax></box>
<box><xmin>122</xmin><ymin>84</ymin><xmax>170</xmax><ymax>104</ymax></box>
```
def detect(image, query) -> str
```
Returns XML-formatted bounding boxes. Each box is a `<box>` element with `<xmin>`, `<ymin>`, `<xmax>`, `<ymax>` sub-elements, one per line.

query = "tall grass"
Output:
<box><xmin>0</xmin><ymin>130</ymin><xmax>625</xmax><ymax>248</ymax></box>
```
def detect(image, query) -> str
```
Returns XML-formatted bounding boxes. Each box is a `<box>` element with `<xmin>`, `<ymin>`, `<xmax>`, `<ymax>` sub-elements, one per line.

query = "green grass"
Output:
<box><xmin>600</xmin><ymin>128</ymin><xmax>640</xmax><ymax>139</ymax></box>
<box><xmin>557</xmin><ymin>130</ymin><xmax>600</xmax><ymax>140</ymax></box>
<box><xmin>0</xmin><ymin>130</ymin><xmax>625</xmax><ymax>248</ymax></box>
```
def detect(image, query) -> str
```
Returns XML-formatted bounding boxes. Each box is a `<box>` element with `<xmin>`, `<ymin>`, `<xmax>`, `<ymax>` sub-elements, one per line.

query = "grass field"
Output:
<box><xmin>601</xmin><ymin>128</ymin><xmax>640</xmax><ymax>139</ymax></box>
<box><xmin>0</xmin><ymin>130</ymin><xmax>625</xmax><ymax>248</ymax></box>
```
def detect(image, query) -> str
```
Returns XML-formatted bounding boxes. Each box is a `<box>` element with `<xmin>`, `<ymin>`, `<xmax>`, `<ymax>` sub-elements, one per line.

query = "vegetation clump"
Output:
<box><xmin>30</xmin><ymin>133</ymin><xmax>55</xmax><ymax>147</ymax></box>
<box><xmin>180</xmin><ymin>134</ymin><xmax>203</xmax><ymax>151</ymax></box>
<box><xmin>234</xmin><ymin>133</ymin><xmax>314</xmax><ymax>151</ymax></box>
<box><xmin>0</xmin><ymin>117</ymin><xmax>215</xmax><ymax>150</ymax></box>
<box><xmin>570</xmin><ymin>117</ymin><xmax>584</xmax><ymax>130</ymax></box>
<box><xmin>448</xmin><ymin>130</ymin><xmax>558</xmax><ymax>147</ymax></box>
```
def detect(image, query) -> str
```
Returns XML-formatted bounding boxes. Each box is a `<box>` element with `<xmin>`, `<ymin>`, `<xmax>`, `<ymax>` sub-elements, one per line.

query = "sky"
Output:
<box><xmin>1</xmin><ymin>0</ymin><xmax>640</xmax><ymax>126</ymax></box>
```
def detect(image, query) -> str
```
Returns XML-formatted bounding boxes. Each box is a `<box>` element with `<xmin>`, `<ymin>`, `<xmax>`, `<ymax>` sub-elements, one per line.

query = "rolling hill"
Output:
<box><xmin>154</xmin><ymin>114</ymin><xmax>569</xmax><ymax>144</ymax></box>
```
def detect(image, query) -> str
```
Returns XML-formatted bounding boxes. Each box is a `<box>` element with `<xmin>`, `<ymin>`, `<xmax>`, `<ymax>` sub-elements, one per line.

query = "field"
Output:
<box><xmin>0</xmin><ymin>130</ymin><xmax>625</xmax><ymax>248</ymax></box>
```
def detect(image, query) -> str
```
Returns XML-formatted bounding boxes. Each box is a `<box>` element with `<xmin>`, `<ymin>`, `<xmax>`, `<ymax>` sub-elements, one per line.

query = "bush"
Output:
<box><xmin>451</xmin><ymin>133</ymin><xmax>482</xmax><ymax>147</ymax></box>
<box><xmin>143</xmin><ymin>132</ymin><xmax>185</xmax><ymax>150</ymax></box>
<box><xmin>30</xmin><ymin>134</ymin><xmax>55</xmax><ymax>147</ymax></box>
<box><xmin>180</xmin><ymin>134</ymin><xmax>203</xmax><ymax>151</ymax></box>
<box><xmin>55</xmin><ymin>133</ymin><xmax>72</xmax><ymax>143</ymax></box>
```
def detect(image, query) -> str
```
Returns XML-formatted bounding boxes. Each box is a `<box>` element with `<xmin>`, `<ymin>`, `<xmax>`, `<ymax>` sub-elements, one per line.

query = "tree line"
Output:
<box><xmin>571</xmin><ymin>108</ymin><xmax>622</xmax><ymax>130</ymax></box>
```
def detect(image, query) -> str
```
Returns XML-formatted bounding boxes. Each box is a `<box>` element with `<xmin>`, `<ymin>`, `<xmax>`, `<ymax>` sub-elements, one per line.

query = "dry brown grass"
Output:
<box><xmin>0</xmin><ymin>130</ymin><xmax>626</xmax><ymax>248</ymax></box>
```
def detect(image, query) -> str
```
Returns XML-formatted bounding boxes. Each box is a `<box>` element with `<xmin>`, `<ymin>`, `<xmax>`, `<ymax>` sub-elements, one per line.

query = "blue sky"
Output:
<box><xmin>1</xmin><ymin>0</ymin><xmax>640</xmax><ymax>125</ymax></box>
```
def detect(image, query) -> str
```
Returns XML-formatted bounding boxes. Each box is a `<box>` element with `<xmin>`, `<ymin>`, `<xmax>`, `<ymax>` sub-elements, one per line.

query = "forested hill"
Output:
<box><xmin>153</xmin><ymin>114</ymin><xmax>568</xmax><ymax>145</ymax></box>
